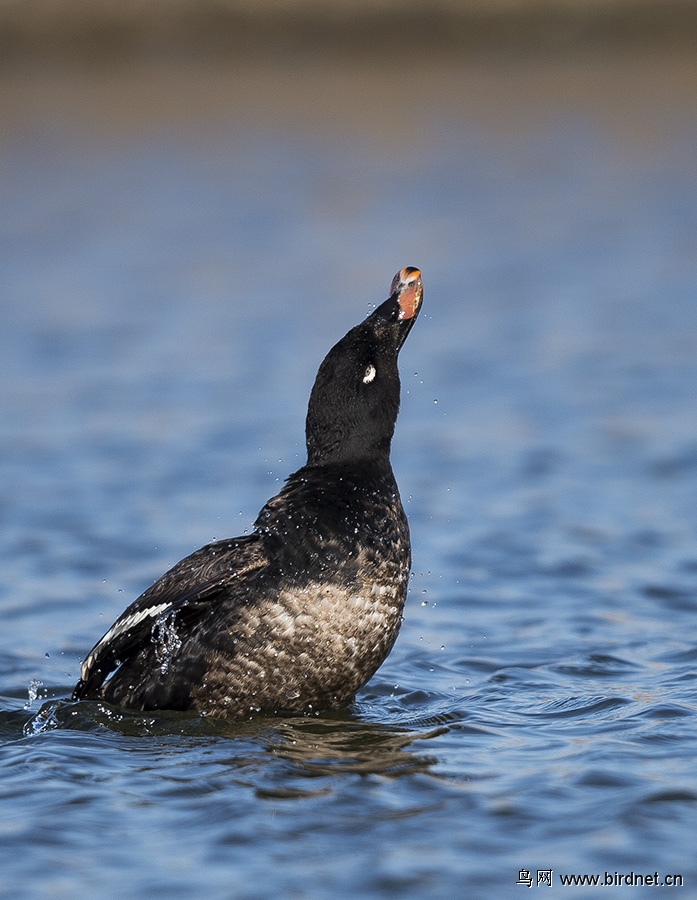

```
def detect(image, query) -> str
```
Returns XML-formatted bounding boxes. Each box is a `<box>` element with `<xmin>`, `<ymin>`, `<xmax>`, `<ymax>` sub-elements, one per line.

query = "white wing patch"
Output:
<box><xmin>80</xmin><ymin>601</ymin><xmax>172</xmax><ymax>680</ymax></box>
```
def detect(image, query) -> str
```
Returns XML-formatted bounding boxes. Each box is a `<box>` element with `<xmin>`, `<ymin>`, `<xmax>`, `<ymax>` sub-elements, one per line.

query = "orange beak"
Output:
<box><xmin>391</xmin><ymin>267</ymin><xmax>423</xmax><ymax>321</ymax></box>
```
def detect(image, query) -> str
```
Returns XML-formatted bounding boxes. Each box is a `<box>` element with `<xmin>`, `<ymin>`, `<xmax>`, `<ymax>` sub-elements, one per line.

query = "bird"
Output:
<box><xmin>72</xmin><ymin>266</ymin><xmax>423</xmax><ymax>718</ymax></box>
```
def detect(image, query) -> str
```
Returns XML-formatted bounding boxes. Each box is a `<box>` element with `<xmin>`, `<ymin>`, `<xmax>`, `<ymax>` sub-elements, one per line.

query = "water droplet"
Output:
<box><xmin>24</xmin><ymin>679</ymin><xmax>44</xmax><ymax>709</ymax></box>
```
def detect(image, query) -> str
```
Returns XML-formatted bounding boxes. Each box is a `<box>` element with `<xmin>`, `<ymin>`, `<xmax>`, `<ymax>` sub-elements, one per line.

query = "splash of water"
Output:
<box><xmin>154</xmin><ymin>611</ymin><xmax>182</xmax><ymax>675</ymax></box>
<box><xmin>23</xmin><ymin>678</ymin><xmax>44</xmax><ymax>710</ymax></box>
<box><xmin>23</xmin><ymin>700</ymin><xmax>61</xmax><ymax>735</ymax></box>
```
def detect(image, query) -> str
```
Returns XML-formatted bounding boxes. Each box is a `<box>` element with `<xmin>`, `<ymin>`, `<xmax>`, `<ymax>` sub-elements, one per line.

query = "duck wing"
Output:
<box><xmin>72</xmin><ymin>534</ymin><xmax>266</xmax><ymax>700</ymax></box>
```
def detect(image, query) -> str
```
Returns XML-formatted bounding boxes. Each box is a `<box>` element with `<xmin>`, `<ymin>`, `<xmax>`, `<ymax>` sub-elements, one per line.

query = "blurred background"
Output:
<box><xmin>2</xmin><ymin>3</ymin><xmax>697</xmax><ymax>899</ymax></box>
<box><xmin>2</xmin><ymin>0</ymin><xmax>696</xmax><ymax>591</ymax></box>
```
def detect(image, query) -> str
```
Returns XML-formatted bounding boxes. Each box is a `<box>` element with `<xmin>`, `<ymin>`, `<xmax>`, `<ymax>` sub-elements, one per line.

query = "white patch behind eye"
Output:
<box><xmin>363</xmin><ymin>364</ymin><xmax>376</xmax><ymax>384</ymax></box>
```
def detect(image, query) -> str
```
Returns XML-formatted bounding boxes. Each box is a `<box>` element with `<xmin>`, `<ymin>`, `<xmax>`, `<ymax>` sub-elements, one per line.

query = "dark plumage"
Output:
<box><xmin>73</xmin><ymin>267</ymin><xmax>423</xmax><ymax>718</ymax></box>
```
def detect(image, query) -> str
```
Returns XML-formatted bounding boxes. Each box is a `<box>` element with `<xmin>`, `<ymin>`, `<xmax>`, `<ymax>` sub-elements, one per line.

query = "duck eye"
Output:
<box><xmin>362</xmin><ymin>364</ymin><xmax>376</xmax><ymax>384</ymax></box>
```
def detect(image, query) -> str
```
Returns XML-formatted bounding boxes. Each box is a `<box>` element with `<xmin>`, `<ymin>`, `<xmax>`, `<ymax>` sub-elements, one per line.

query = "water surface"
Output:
<box><xmin>1</xmin><ymin>51</ymin><xmax>697</xmax><ymax>898</ymax></box>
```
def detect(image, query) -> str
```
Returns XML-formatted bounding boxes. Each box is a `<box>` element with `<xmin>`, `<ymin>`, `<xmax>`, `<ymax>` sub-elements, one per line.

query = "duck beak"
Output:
<box><xmin>390</xmin><ymin>267</ymin><xmax>423</xmax><ymax>321</ymax></box>
<box><xmin>364</xmin><ymin>267</ymin><xmax>423</xmax><ymax>347</ymax></box>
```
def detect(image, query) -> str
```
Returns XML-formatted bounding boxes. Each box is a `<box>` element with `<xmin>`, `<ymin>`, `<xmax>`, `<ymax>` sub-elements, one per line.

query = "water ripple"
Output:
<box><xmin>3</xmin><ymin>52</ymin><xmax>697</xmax><ymax>899</ymax></box>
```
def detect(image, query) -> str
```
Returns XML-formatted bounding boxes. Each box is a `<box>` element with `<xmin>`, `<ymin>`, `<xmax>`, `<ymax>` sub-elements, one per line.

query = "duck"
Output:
<box><xmin>72</xmin><ymin>266</ymin><xmax>423</xmax><ymax>717</ymax></box>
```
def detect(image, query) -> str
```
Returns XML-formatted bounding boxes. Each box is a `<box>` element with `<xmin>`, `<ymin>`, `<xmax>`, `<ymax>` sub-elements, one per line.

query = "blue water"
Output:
<box><xmin>2</xmin><ymin>54</ymin><xmax>697</xmax><ymax>898</ymax></box>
